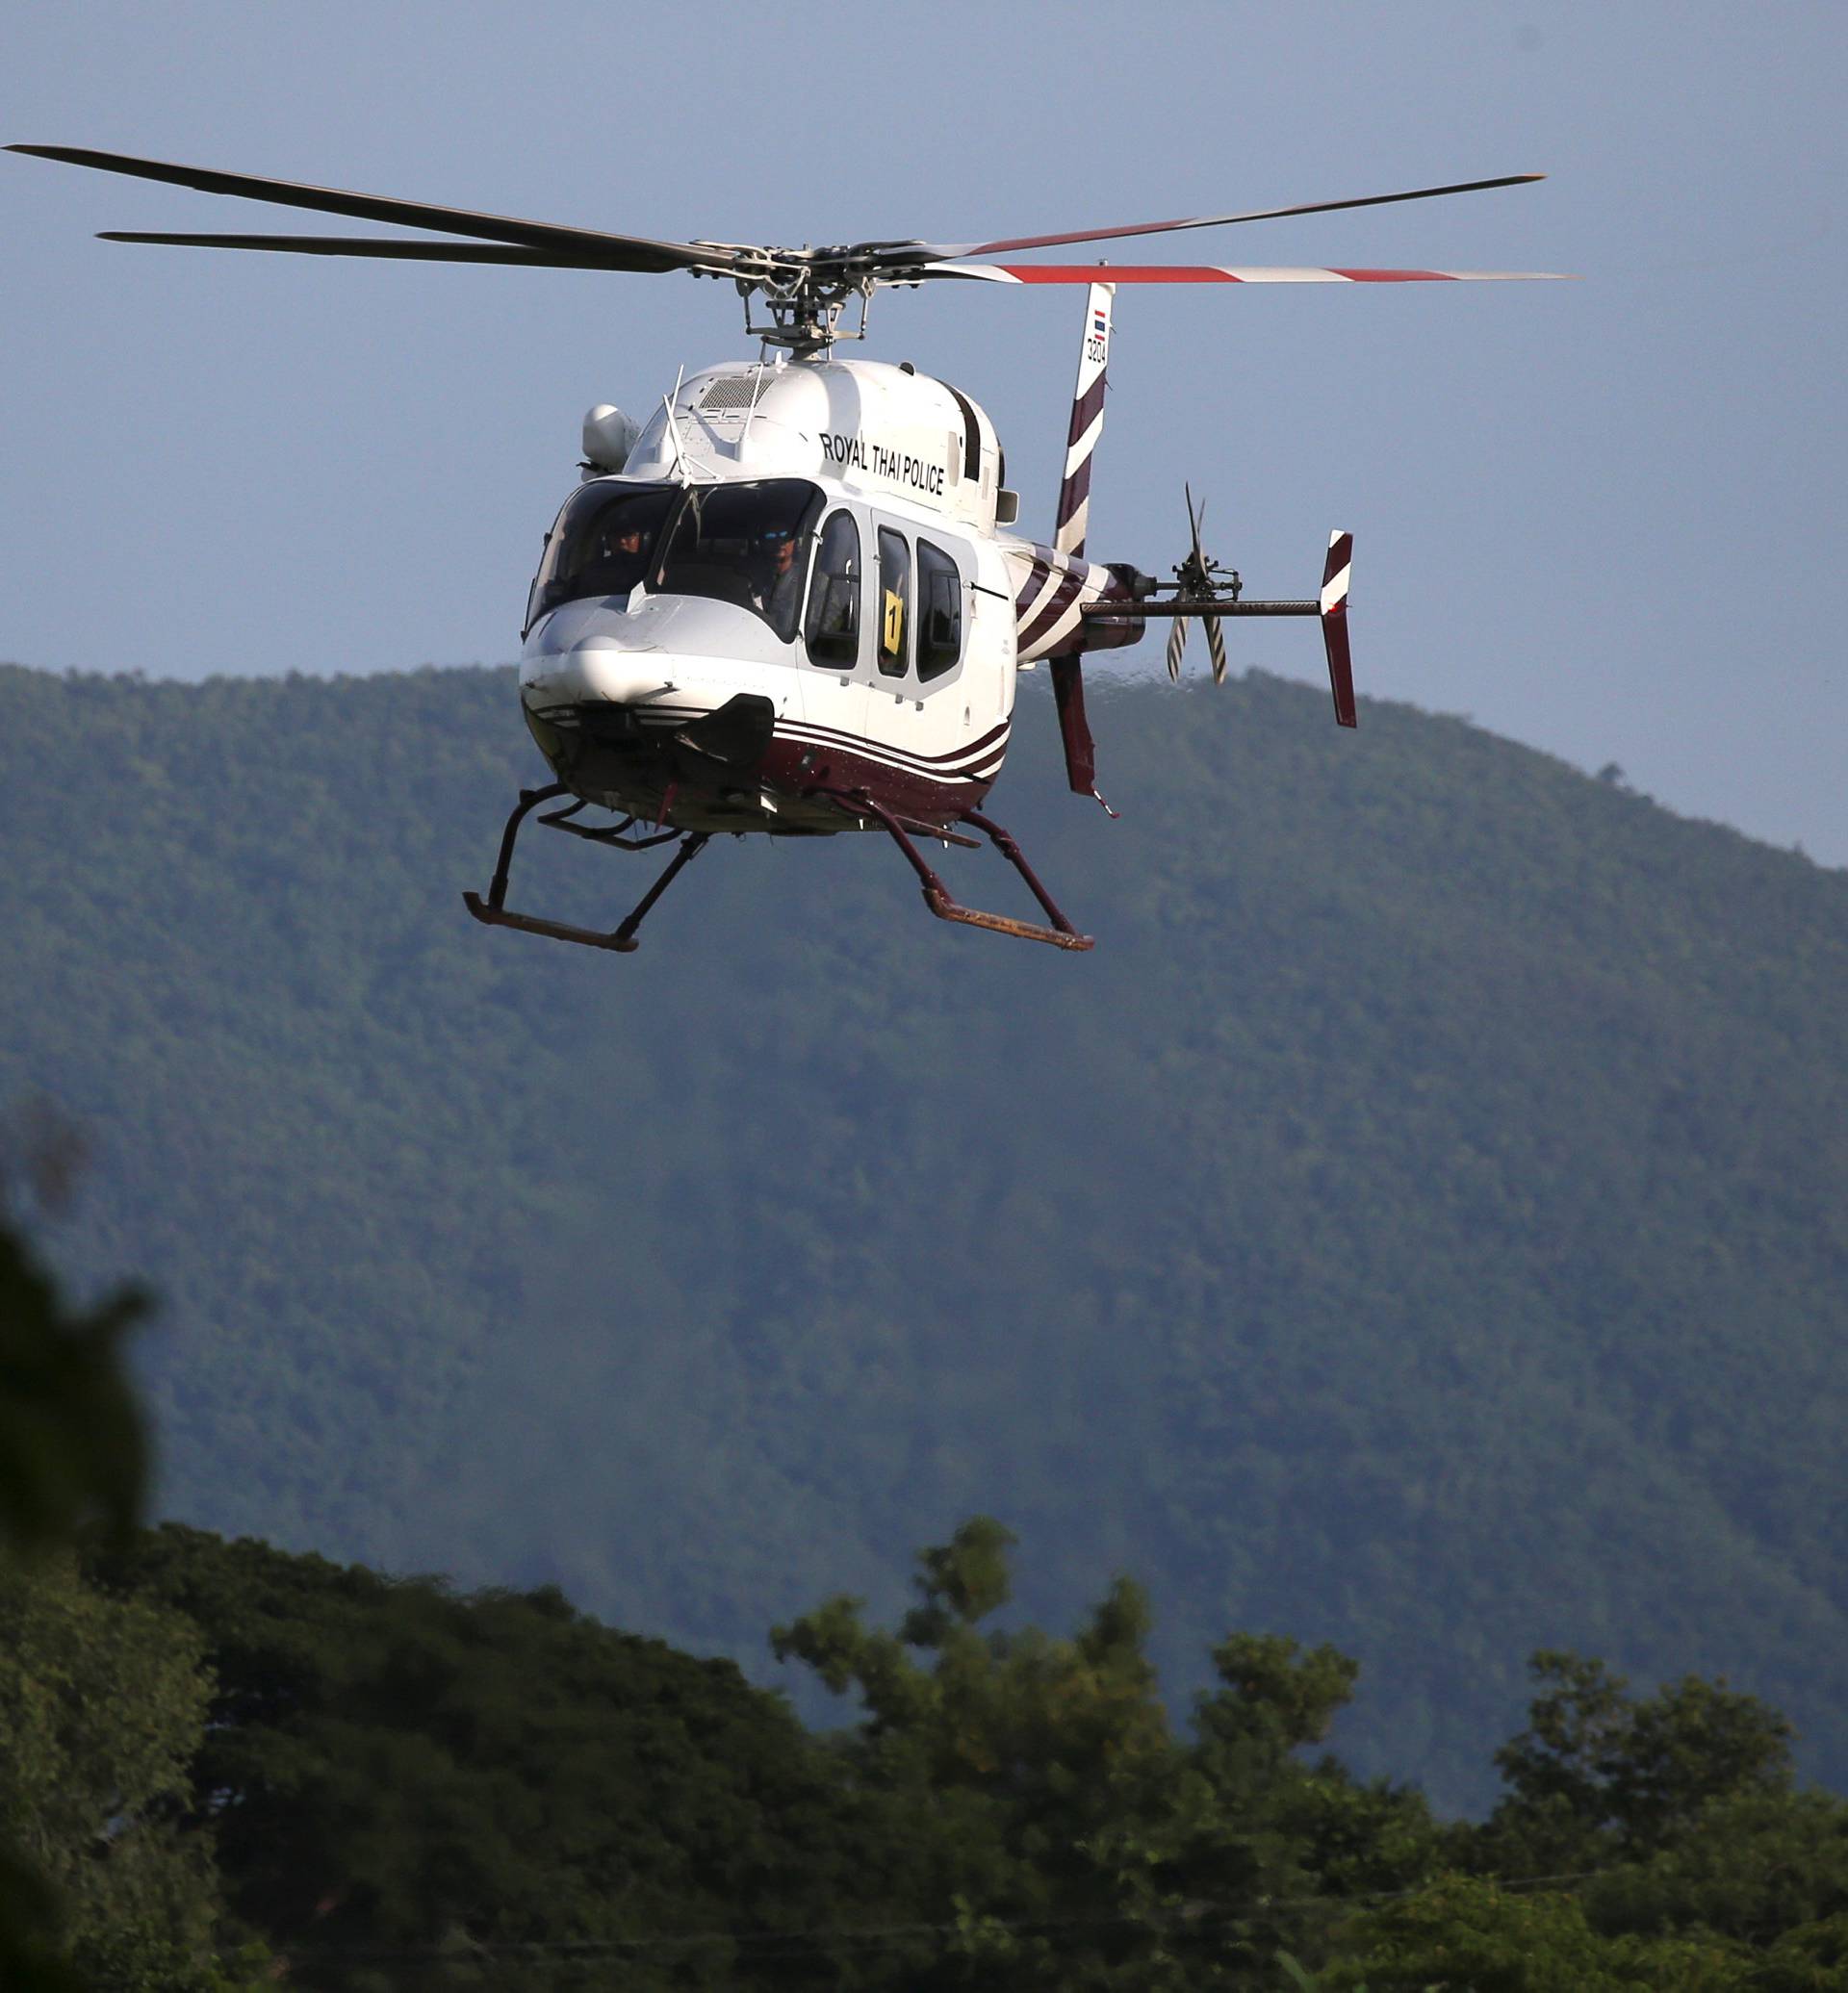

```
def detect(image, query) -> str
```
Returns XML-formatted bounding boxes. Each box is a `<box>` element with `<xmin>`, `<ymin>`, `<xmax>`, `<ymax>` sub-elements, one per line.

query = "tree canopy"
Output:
<box><xmin>45</xmin><ymin>1517</ymin><xmax>1848</xmax><ymax>1988</ymax></box>
<box><xmin>0</xmin><ymin>1151</ymin><xmax>265</xmax><ymax>1987</ymax></box>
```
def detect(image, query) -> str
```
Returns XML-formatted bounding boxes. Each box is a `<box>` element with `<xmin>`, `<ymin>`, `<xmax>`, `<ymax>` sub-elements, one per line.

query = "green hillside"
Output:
<box><xmin>2</xmin><ymin>659</ymin><xmax>1843</xmax><ymax>1812</ymax></box>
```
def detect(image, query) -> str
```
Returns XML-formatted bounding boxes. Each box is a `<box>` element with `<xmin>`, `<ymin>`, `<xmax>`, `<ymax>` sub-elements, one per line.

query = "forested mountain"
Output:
<box><xmin>2</xmin><ymin>659</ymin><xmax>1843</xmax><ymax>1813</ymax></box>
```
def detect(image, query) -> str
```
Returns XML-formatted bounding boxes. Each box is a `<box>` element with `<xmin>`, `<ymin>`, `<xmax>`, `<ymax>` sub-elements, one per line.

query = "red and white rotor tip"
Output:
<box><xmin>1321</xmin><ymin>531</ymin><xmax>1356</xmax><ymax>728</ymax></box>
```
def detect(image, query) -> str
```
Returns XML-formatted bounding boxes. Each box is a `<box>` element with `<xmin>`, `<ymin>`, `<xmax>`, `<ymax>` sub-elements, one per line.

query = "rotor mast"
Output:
<box><xmin>723</xmin><ymin>247</ymin><xmax>913</xmax><ymax>356</ymax></box>
<box><xmin>737</xmin><ymin>269</ymin><xmax>872</xmax><ymax>356</ymax></box>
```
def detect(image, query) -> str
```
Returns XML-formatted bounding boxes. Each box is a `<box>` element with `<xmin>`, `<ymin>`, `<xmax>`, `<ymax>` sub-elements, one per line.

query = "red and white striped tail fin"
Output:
<box><xmin>1052</xmin><ymin>281</ymin><xmax>1114</xmax><ymax>560</ymax></box>
<box><xmin>1321</xmin><ymin>530</ymin><xmax>1356</xmax><ymax>727</ymax></box>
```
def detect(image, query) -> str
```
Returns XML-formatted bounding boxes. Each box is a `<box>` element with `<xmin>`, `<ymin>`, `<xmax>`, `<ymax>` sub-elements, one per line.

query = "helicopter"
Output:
<box><xmin>9</xmin><ymin>145</ymin><xmax>1564</xmax><ymax>953</ymax></box>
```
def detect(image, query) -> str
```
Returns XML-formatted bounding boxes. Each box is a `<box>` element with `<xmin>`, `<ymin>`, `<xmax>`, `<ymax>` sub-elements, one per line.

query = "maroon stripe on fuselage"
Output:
<box><xmin>759</xmin><ymin>735</ymin><xmax>1000</xmax><ymax>823</ymax></box>
<box><xmin>775</xmin><ymin>714</ymin><xmax>1012</xmax><ymax>770</ymax></box>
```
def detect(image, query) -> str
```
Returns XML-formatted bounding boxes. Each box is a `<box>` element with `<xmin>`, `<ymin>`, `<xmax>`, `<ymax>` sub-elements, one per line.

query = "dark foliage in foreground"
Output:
<box><xmin>0</xmin><ymin>1134</ymin><xmax>161</xmax><ymax>1992</ymax></box>
<box><xmin>45</xmin><ymin>1520</ymin><xmax>1848</xmax><ymax>1989</ymax></box>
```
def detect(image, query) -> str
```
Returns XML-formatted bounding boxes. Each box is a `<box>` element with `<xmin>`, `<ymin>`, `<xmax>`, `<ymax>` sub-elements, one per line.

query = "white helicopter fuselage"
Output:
<box><xmin>517</xmin><ymin>354</ymin><xmax>1132</xmax><ymax>836</ymax></box>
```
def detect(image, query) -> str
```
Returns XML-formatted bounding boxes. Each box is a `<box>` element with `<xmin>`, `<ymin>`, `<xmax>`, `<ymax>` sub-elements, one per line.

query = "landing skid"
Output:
<box><xmin>462</xmin><ymin>781</ymin><xmax>708</xmax><ymax>954</ymax></box>
<box><xmin>465</xmin><ymin>781</ymin><xmax>1091</xmax><ymax>957</ymax></box>
<box><xmin>811</xmin><ymin>788</ymin><xmax>1093</xmax><ymax>952</ymax></box>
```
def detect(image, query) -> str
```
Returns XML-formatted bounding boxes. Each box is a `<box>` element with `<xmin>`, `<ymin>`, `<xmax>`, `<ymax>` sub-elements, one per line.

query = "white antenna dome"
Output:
<box><xmin>581</xmin><ymin>404</ymin><xmax>640</xmax><ymax>473</ymax></box>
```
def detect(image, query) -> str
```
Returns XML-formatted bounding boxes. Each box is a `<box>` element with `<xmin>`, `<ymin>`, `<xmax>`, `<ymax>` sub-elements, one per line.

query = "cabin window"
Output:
<box><xmin>876</xmin><ymin>526</ymin><xmax>911</xmax><ymax>677</ymax></box>
<box><xmin>653</xmin><ymin>478</ymin><xmax>824</xmax><ymax>642</ymax></box>
<box><xmin>526</xmin><ymin>481</ymin><xmax>678</xmax><ymax>632</ymax></box>
<box><xmin>915</xmin><ymin>539</ymin><xmax>963</xmax><ymax>681</ymax></box>
<box><xmin>804</xmin><ymin>511</ymin><xmax>861</xmax><ymax>669</ymax></box>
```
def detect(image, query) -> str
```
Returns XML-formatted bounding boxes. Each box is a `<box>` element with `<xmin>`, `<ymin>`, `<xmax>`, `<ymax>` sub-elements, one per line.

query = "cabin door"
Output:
<box><xmin>795</xmin><ymin>503</ymin><xmax>871</xmax><ymax>772</ymax></box>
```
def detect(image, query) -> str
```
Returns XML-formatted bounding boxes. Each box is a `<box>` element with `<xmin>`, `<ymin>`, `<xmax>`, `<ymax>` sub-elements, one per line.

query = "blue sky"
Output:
<box><xmin>4</xmin><ymin>0</ymin><xmax>1842</xmax><ymax>859</ymax></box>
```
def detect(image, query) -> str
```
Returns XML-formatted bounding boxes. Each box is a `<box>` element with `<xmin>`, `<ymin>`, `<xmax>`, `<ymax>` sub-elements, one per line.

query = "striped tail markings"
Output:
<box><xmin>1053</xmin><ymin>280</ymin><xmax>1114</xmax><ymax>562</ymax></box>
<box><xmin>1321</xmin><ymin>530</ymin><xmax>1356</xmax><ymax>727</ymax></box>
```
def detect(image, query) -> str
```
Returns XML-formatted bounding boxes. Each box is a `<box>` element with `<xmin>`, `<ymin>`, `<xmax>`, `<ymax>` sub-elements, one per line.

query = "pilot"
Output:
<box><xmin>596</xmin><ymin>517</ymin><xmax>651</xmax><ymax>591</ymax></box>
<box><xmin>753</xmin><ymin>526</ymin><xmax>807</xmax><ymax>633</ymax></box>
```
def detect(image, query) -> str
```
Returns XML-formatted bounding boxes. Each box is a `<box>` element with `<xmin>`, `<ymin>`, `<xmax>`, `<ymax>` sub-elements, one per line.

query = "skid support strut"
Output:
<box><xmin>812</xmin><ymin>788</ymin><xmax>1092</xmax><ymax>951</ymax></box>
<box><xmin>463</xmin><ymin>782</ymin><xmax>710</xmax><ymax>954</ymax></box>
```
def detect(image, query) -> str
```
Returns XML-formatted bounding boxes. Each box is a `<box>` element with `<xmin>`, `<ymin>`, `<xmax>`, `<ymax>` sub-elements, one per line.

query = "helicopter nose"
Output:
<box><xmin>523</xmin><ymin>632</ymin><xmax>683</xmax><ymax>714</ymax></box>
<box><xmin>565</xmin><ymin>635</ymin><xmax>676</xmax><ymax>705</ymax></box>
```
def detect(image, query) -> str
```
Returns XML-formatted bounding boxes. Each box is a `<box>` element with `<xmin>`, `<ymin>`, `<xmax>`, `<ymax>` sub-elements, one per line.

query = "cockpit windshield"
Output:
<box><xmin>526</xmin><ymin>477</ymin><xmax>825</xmax><ymax>642</ymax></box>
<box><xmin>526</xmin><ymin>483</ymin><xmax>678</xmax><ymax>632</ymax></box>
<box><xmin>654</xmin><ymin>479</ymin><xmax>824</xmax><ymax>643</ymax></box>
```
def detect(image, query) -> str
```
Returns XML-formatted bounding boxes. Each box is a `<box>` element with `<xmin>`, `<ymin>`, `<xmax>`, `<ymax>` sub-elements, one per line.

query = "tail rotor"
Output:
<box><xmin>1167</xmin><ymin>484</ymin><xmax>1237</xmax><ymax>684</ymax></box>
<box><xmin>1084</xmin><ymin>502</ymin><xmax>1357</xmax><ymax>727</ymax></box>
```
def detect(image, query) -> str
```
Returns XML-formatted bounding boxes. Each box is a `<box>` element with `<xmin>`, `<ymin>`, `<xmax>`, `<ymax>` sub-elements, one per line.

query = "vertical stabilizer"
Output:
<box><xmin>1044</xmin><ymin>283</ymin><xmax>1119</xmax><ymax>812</ymax></box>
<box><xmin>1052</xmin><ymin>282</ymin><xmax>1115</xmax><ymax>560</ymax></box>
<box><xmin>1321</xmin><ymin>531</ymin><xmax>1356</xmax><ymax>727</ymax></box>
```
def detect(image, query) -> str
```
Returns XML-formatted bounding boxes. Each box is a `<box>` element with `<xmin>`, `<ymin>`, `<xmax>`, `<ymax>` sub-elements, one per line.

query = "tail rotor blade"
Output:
<box><xmin>1167</xmin><ymin>616</ymin><xmax>1189</xmax><ymax>681</ymax></box>
<box><xmin>1204</xmin><ymin>614</ymin><xmax>1227</xmax><ymax>685</ymax></box>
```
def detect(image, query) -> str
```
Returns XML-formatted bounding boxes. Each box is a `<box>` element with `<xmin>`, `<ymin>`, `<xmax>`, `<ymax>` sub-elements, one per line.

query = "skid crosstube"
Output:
<box><xmin>809</xmin><ymin>787</ymin><xmax>1093</xmax><ymax>952</ymax></box>
<box><xmin>462</xmin><ymin>780</ymin><xmax>709</xmax><ymax>954</ymax></box>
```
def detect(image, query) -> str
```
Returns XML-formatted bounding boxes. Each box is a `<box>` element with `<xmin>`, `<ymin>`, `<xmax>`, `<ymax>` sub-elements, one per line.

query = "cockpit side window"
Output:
<box><xmin>526</xmin><ymin>482</ymin><xmax>677</xmax><ymax>633</ymax></box>
<box><xmin>653</xmin><ymin>479</ymin><xmax>824</xmax><ymax>642</ymax></box>
<box><xmin>915</xmin><ymin>539</ymin><xmax>963</xmax><ymax>682</ymax></box>
<box><xmin>876</xmin><ymin>527</ymin><xmax>911</xmax><ymax>678</ymax></box>
<box><xmin>804</xmin><ymin>511</ymin><xmax>861</xmax><ymax>669</ymax></box>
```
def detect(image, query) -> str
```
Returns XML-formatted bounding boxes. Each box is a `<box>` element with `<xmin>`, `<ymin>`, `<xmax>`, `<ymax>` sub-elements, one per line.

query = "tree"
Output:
<box><xmin>774</xmin><ymin>1517</ymin><xmax>1394</xmax><ymax>1988</ymax></box>
<box><xmin>0</xmin><ymin>1135</ymin><xmax>265</xmax><ymax>1990</ymax></box>
<box><xmin>1581</xmin><ymin>1786</ymin><xmax>1848</xmax><ymax>1950</ymax></box>
<box><xmin>0</xmin><ymin>1147</ymin><xmax>148</xmax><ymax>1562</ymax></box>
<box><xmin>1321</xmin><ymin>1872</ymin><xmax>1760</xmax><ymax>1990</ymax></box>
<box><xmin>1193</xmin><ymin>1634</ymin><xmax>1440</xmax><ymax>1908</ymax></box>
<box><xmin>90</xmin><ymin>1522</ymin><xmax>937</xmax><ymax>1990</ymax></box>
<box><xmin>1</xmin><ymin>1130</ymin><xmax>154</xmax><ymax>1990</ymax></box>
<box><xmin>0</xmin><ymin>1558</ymin><xmax>232</xmax><ymax>1987</ymax></box>
<box><xmin>1480</xmin><ymin>1650</ymin><xmax>1795</xmax><ymax>1869</ymax></box>
<box><xmin>1438</xmin><ymin>1649</ymin><xmax>1848</xmax><ymax>1979</ymax></box>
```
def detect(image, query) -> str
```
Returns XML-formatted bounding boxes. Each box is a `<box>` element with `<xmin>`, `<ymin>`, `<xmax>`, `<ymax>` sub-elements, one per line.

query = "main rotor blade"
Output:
<box><xmin>8</xmin><ymin>144</ymin><xmax>732</xmax><ymax>273</ymax></box>
<box><xmin>97</xmin><ymin>232</ymin><xmax>659</xmax><ymax>271</ymax></box>
<box><xmin>897</xmin><ymin>173</ymin><xmax>1546</xmax><ymax>263</ymax></box>
<box><xmin>927</xmin><ymin>264</ymin><xmax>1571</xmax><ymax>285</ymax></box>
